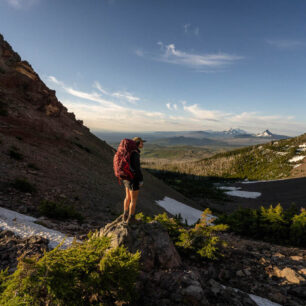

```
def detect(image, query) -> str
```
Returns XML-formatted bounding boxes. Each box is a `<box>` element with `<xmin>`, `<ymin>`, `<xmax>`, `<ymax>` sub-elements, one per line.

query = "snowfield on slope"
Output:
<box><xmin>0</xmin><ymin>207</ymin><xmax>76</xmax><ymax>249</ymax></box>
<box><xmin>155</xmin><ymin>196</ymin><xmax>215</xmax><ymax>225</ymax></box>
<box><xmin>289</xmin><ymin>155</ymin><xmax>305</xmax><ymax>163</ymax></box>
<box><xmin>218</xmin><ymin>186</ymin><xmax>261</xmax><ymax>198</ymax></box>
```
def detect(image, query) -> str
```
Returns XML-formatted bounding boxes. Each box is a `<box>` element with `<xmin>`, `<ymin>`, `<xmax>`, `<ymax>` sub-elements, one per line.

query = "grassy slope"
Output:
<box><xmin>190</xmin><ymin>134</ymin><xmax>306</xmax><ymax>180</ymax></box>
<box><xmin>143</xmin><ymin>134</ymin><xmax>306</xmax><ymax>181</ymax></box>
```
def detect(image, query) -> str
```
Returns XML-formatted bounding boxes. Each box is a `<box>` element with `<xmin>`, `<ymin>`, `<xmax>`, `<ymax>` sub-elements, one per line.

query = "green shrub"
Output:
<box><xmin>38</xmin><ymin>200</ymin><xmax>84</xmax><ymax>222</ymax></box>
<box><xmin>216</xmin><ymin>204</ymin><xmax>305</xmax><ymax>247</ymax></box>
<box><xmin>0</xmin><ymin>101</ymin><xmax>8</xmax><ymax>116</ymax></box>
<box><xmin>99</xmin><ymin>247</ymin><xmax>140</xmax><ymax>302</ymax></box>
<box><xmin>290</xmin><ymin>208</ymin><xmax>306</xmax><ymax>246</ymax></box>
<box><xmin>9</xmin><ymin>147</ymin><xmax>23</xmax><ymax>160</ymax></box>
<box><xmin>27</xmin><ymin>163</ymin><xmax>40</xmax><ymax>170</ymax></box>
<box><xmin>137</xmin><ymin>210</ymin><xmax>228</xmax><ymax>260</ymax></box>
<box><xmin>217</xmin><ymin>207</ymin><xmax>260</xmax><ymax>237</ymax></box>
<box><xmin>175</xmin><ymin>209</ymin><xmax>228</xmax><ymax>260</ymax></box>
<box><xmin>12</xmin><ymin>178</ymin><xmax>36</xmax><ymax>193</ymax></box>
<box><xmin>0</xmin><ymin>237</ymin><xmax>140</xmax><ymax>305</ymax></box>
<box><xmin>154</xmin><ymin>212</ymin><xmax>182</xmax><ymax>240</ymax></box>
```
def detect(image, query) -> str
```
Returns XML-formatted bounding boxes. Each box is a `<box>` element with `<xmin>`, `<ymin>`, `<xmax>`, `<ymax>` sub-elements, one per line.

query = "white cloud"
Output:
<box><xmin>135</xmin><ymin>49</ymin><xmax>144</xmax><ymax>57</ymax></box>
<box><xmin>46</xmin><ymin>76</ymin><xmax>305</xmax><ymax>135</ymax></box>
<box><xmin>183</xmin><ymin>24</ymin><xmax>199</xmax><ymax>36</ymax></box>
<box><xmin>194</xmin><ymin>27</ymin><xmax>200</xmax><ymax>36</ymax></box>
<box><xmin>156</xmin><ymin>43</ymin><xmax>242</xmax><ymax>69</ymax></box>
<box><xmin>266</xmin><ymin>39</ymin><xmax>306</xmax><ymax>50</ymax></box>
<box><xmin>183</xmin><ymin>24</ymin><xmax>190</xmax><ymax>33</ymax></box>
<box><xmin>166</xmin><ymin>103</ymin><xmax>178</xmax><ymax>111</ymax></box>
<box><xmin>112</xmin><ymin>91</ymin><xmax>139</xmax><ymax>103</ymax></box>
<box><xmin>92</xmin><ymin>81</ymin><xmax>139</xmax><ymax>103</ymax></box>
<box><xmin>47</xmin><ymin>76</ymin><xmax>63</xmax><ymax>86</ymax></box>
<box><xmin>5</xmin><ymin>0</ymin><xmax>39</xmax><ymax>9</ymax></box>
<box><xmin>183</xmin><ymin>104</ymin><xmax>227</xmax><ymax>121</ymax></box>
<box><xmin>47</xmin><ymin>76</ymin><xmax>121</xmax><ymax>108</ymax></box>
<box><xmin>93</xmin><ymin>81</ymin><xmax>109</xmax><ymax>95</ymax></box>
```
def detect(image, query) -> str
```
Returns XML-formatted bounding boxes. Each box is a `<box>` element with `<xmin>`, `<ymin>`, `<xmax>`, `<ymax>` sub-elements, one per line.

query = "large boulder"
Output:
<box><xmin>95</xmin><ymin>216</ymin><xmax>182</xmax><ymax>272</ymax></box>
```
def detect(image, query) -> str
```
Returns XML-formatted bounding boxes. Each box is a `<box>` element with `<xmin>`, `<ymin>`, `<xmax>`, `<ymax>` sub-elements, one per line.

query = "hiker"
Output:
<box><xmin>113</xmin><ymin>137</ymin><xmax>146</xmax><ymax>224</ymax></box>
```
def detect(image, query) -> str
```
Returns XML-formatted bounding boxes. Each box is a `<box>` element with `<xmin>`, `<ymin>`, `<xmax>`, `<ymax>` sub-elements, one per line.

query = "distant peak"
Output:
<box><xmin>256</xmin><ymin>130</ymin><xmax>273</xmax><ymax>137</ymax></box>
<box><xmin>223</xmin><ymin>128</ymin><xmax>247</xmax><ymax>135</ymax></box>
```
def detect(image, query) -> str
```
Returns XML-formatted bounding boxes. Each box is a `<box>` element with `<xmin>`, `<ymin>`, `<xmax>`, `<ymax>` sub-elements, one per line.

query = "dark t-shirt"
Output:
<box><xmin>130</xmin><ymin>149</ymin><xmax>143</xmax><ymax>182</ymax></box>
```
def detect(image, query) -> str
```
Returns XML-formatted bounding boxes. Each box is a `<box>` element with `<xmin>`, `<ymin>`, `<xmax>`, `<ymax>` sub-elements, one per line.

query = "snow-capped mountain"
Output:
<box><xmin>222</xmin><ymin>128</ymin><xmax>247</xmax><ymax>136</ymax></box>
<box><xmin>256</xmin><ymin>130</ymin><xmax>273</xmax><ymax>137</ymax></box>
<box><xmin>256</xmin><ymin>130</ymin><xmax>288</xmax><ymax>139</ymax></box>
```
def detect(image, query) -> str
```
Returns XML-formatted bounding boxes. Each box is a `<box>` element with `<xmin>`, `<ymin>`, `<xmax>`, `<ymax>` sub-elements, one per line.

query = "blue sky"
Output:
<box><xmin>0</xmin><ymin>0</ymin><xmax>305</xmax><ymax>135</ymax></box>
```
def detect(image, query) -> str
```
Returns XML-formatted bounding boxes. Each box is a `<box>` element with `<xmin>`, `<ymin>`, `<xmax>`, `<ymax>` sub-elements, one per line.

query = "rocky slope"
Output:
<box><xmin>0</xmin><ymin>33</ymin><xmax>194</xmax><ymax>226</ymax></box>
<box><xmin>92</xmin><ymin>217</ymin><xmax>306</xmax><ymax>305</ymax></box>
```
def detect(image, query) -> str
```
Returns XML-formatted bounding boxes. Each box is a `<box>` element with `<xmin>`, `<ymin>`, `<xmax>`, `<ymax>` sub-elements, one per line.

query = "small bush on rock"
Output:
<box><xmin>137</xmin><ymin>210</ymin><xmax>228</xmax><ymax>260</ymax></box>
<box><xmin>0</xmin><ymin>237</ymin><xmax>140</xmax><ymax>305</ymax></box>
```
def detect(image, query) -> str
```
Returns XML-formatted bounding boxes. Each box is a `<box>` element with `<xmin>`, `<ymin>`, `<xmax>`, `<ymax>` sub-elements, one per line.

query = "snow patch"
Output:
<box><xmin>249</xmin><ymin>294</ymin><xmax>281</xmax><ymax>306</ymax></box>
<box><xmin>218</xmin><ymin>186</ymin><xmax>261</xmax><ymax>199</ymax></box>
<box><xmin>155</xmin><ymin>197</ymin><xmax>215</xmax><ymax>225</ymax></box>
<box><xmin>293</xmin><ymin>164</ymin><xmax>302</xmax><ymax>169</ymax></box>
<box><xmin>221</xmin><ymin>285</ymin><xmax>281</xmax><ymax>306</ymax></box>
<box><xmin>289</xmin><ymin>156</ymin><xmax>305</xmax><ymax>163</ymax></box>
<box><xmin>225</xmin><ymin>190</ymin><xmax>261</xmax><ymax>198</ymax></box>
<box><xmin>276</xmin><ymin>151</ymin><xmax>287</xmax><ymax>156</ymax></box>
<box><xmin>0</xmin><ymin>207</ymin><xmax>77</xmax><ymax>249</ymax></box>
<box><xmin>299</xmin><ymin>143</ymin><xmax>306</xmax><ymax>148</ymax></box>
<box><xmin>242</xmin><ymin>178</ymin><xmax>287</xmax><ymax>184</ymax></box>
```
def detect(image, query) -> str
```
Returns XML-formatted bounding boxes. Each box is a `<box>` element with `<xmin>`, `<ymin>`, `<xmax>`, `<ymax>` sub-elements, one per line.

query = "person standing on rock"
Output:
<box><xmin>113</xmin><ymin>137</ymin><xmax>146</xmax><ymax>224</ymax></box>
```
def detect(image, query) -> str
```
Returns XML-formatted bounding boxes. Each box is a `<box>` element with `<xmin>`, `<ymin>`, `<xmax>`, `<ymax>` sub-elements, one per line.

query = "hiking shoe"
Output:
<box><xmin>123</xmin><ymin>210</ymin><xmax>129</xmax><ymax>222</ymax></box>
<box><xmin>127</xmin><ymin>214</ymin><xmax>136</xmax><ymax>224</ymax></box>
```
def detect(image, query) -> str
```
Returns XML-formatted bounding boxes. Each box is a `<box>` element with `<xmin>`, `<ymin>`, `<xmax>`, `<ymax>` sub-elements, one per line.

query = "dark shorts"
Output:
<box><xmin>122</xmin><ymin>179</ymin><xmax>140</xmax><ymax>191</ymax></box>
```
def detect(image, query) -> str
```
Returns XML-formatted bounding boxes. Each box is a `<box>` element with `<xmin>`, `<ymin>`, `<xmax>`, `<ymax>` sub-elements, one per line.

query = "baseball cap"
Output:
<box><xmin>132</xmin><ymin>137</ymin><xmax>147</xmax><ymax>143</ymax></box>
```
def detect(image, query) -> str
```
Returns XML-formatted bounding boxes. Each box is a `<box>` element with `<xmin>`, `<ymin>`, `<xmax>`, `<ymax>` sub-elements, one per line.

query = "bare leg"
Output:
<box><xmin>129</xmin><ymin>190</ymin><xmax>139</xmax><ymax>216</ymax></box>
<box><xmin>123</xmin><ymin>188</ymin><xmax>131</xmax><ymax>220</ymax></box>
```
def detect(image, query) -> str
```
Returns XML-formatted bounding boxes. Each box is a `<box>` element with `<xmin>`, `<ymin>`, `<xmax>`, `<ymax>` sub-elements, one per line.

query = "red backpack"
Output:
<box><xmin>113</xmin><ymin>139</ymin><xmax>138</xmax><ymax>182</ymax></box>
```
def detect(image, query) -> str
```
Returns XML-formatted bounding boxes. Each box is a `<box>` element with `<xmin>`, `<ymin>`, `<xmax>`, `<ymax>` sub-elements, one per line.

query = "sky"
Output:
<box><xmin>0</xmin><ymin>0</ymin><xmax>306</xmax><ymax>136</ymax></box>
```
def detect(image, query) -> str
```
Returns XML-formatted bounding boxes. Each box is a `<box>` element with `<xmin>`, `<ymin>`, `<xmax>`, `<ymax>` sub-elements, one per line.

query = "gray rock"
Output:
<box><xmin>181</xmin><ymin>284</ymin><xmax>203</xmax><ymax>301</ymax></box>
<box><xmin>95</xmin><ymin>216</ymin><xmax>182</xmax><ymax>271</ymax></box>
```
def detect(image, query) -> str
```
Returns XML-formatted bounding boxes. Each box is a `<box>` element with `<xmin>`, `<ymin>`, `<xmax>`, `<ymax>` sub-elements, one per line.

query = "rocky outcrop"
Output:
<box><xmin>96</xmin><ymin>215</ymin><xmax>182</xmax><ymax>272</ymax></box>
<box><xmin>0</xmin><ymin>34</ymin><xmax>64</xmax><ymax>118</ymax></box>
<box><xmin>95</xmin><ymin>217</ymin><xmax>262</xmax><ymax>305</ymax></box>
<box><xmin>0</xmin><ymin>229</ymin><xmax>49</xmax><ymax>273</ymax></box>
